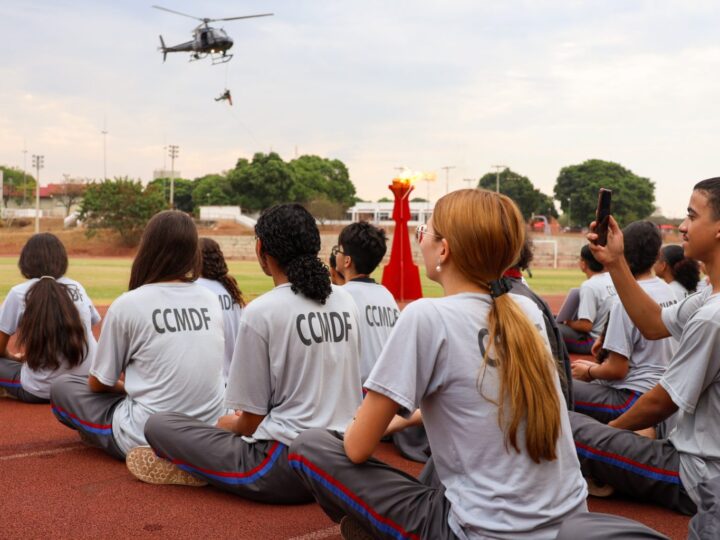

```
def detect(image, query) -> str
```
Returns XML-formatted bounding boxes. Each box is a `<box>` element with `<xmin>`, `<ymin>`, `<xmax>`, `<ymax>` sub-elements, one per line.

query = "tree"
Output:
<box><xmin>553</xmin><ymin>159</ymin><xmax>655</xmax><ymax>228</ymax></box>
<box><xmin>377</xmin><ymin>197</ymin><xmax>392</xmax><ymax>202</ymax></box>
<box><xmin>410</xmin><ymin>197</ymin><xmax>429</xmax><ymax>202</ymax></box>
<box><xmin>478</xmin><ymin>168</ymin><xmax>558</xmax><ymax>220</ymax></box>
<box><xmin>289</xmin><ymin>155</ymin><xmax>356</xmax><ymax>208</ymax></box>
<box><xmin>192</xmin><ymin>174</ymin><xmax>235</xmax><ymax>208</ymax></box>
<box><xmin>227</xmin><ymin>153</ymin><xmax>296</xmax><ymax>212</ymax></box>
<box><xmin>56</xmin><ymin>176</ymin><xmax>87</xmax><ymax>216</ymax></box>
<box><xmin>0</xmin><ymin>165</ymin><xmax>36</xmax><ymax>207</ymax></box>
<box><xmin>148</xmin><ymin>177</ymin><xmax>194</xmax><ymax>213</ymax></box>
<box><xmin>305</xmin><ymin>196</ymin><xmax>347</xmax><ymax>224</ymax></box>
<box><xmin>79</xmin><ymin>177</ymin><xmax>167</xmax><ymax>246</ymax></box>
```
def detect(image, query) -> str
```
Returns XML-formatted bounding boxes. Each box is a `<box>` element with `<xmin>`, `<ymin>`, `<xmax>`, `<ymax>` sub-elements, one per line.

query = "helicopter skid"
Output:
<box><xmin>188</xmin><ymin>51</ymin><xmax>233</xmax><ymax>65</ymax></box>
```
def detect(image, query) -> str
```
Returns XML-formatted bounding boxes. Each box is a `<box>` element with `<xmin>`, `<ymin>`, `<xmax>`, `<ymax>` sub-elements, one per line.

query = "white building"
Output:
<box><xmin>345</xmin><ymin>200</ymin><xmax>433</xmax><ymax>225</ymax></box>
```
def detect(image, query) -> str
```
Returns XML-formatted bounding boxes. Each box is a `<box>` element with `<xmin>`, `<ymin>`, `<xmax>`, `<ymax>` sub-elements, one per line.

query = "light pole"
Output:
<box><xmin>491</xmin><ymin>164</ymin><xmax>506</xmax><ymax>193</ymax></box>
<box><xmin>441</xmin><ymin>165</ymin><xmax>456</xmax><ymax>194</ymax></box>
<box><xmin>32</xmin><ymin>154</ymin><xmax>44</xmax><ymax>233</ymax></box>
<box><xmin>463</xmin><ymin>178</ymin><xmax>475</xmax><ymax>189</ymax></box>
<box><xmin>22</xmin><ymin>143</ymin><xmax>28</xmax><ymax>205</ymax></box>
<box><xmin>168</xmin><ymin>144</ymin><xmax>179</xmax><ymax>208</ymax></box>
<box><xmin>101</xmin><ymin>120</ymin><xmax>108</xmax><ymax>180</ymax></box>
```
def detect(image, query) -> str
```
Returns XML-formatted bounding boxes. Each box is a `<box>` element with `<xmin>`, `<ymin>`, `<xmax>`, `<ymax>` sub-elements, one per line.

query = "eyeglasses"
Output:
<box><xmin>331</xmin><ymin>245</ymin><xmax>345</xmax><ymax>257</ymax></box>
<box><xmin>415</xmin><ymin>224</ymin><xmax>442</xmax><ymax>243</ymax></box>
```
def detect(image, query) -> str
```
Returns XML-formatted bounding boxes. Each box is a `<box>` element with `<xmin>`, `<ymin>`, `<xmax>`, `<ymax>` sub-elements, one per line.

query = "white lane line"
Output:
<box><xmin>286</xmin><ymin>525</ymin><xmax>340</xmax><ymax>540</ymax></box>
<box><xmin>0</xmin><ymin>444</ymin><xmax>85</xmax><ymax>461</ymax></box>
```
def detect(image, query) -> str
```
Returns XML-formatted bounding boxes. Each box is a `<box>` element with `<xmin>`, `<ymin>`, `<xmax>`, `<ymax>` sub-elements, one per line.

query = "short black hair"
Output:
<box><xmin>338</xmin><ymin>221</ymin><xmax>388</xmax><ymax>275</ymax></box>
<box><xmin>623</xmin><ymin>221</ymin><xmax>661</xmax><ymax>277</ymax></box>
<box><xmin>580</xmin><ymin>244</ymin><xmax>603</xmax><ymax>273</ymax></box>
<box><xmin>515</xmin><ymin>238</ymin><xmax>534</xmax><ymax>271</ymax></box>
<box><xmin>694</xmin><ymin>177</ymin><xmax>720</xmax><ymax>220</ymax></box>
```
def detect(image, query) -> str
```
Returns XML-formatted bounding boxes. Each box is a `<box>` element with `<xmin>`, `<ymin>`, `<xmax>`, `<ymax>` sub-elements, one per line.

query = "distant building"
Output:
<box><xmin>153</xmin><ymin>169</ymin><xmax>181</xmax><ymax>180</ymax></box>
<box><xmin>345</xmin><ymin>200</ymin><xmax>433</xmax><ymax>225</ymax></box>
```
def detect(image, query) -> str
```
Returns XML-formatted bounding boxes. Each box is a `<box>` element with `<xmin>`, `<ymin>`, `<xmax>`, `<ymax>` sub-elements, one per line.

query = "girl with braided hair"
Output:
<box><xmin>126</xmin><ymin>203</ymin><xmax>362</xmax><ymax>504</ymax></box>
<box><xmin>654</xmin><ymin>244</ymin><xmax>701</xmax><ymax>301</ymax></box>
<box><xmin>0</xmin><ymin>233</ymin><xmax>99</xmax><ymax>403</ymax></box>
<box><xmin>197</xmin><ymin>237</ymin><xmax>245</xmax><ymax>381</ymax></box>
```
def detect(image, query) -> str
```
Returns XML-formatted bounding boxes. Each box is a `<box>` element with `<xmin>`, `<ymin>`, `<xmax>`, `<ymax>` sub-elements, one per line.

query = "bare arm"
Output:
<box><xmin>565</xmin><ymin>319</ymin><xmax>593</xmax><ymax>334</ymax></box>
<box><xmin>216</xmin><ymin>410</ymin><xmax>266</xmax><ymax>436</ymax></box>
<box><xmin>88</xmin><ymin>374</ymin><xmax>125</xmax><ymax>394</ymax></box>
<box><xmin>608</xmin><ymin>385</ymin><xmax>678</xmax><ymax>431</ymax></box>
<box><xmin>344</xmin><ymin>391</ymin><xmax>400</xmax><ymax>464</ymax></box>
<box><xmin>384</xmin><ymin>409</ymin><xmax>423</xmax><ymax>436</ymax></box>
<box><xmin>0</xmin><ymin>331</ymin><xmax>20</xmax><ymax>360</ymax></box>
<box><xmin>572</xmin><ymin>352</ymin><xmax>628</xmax><ymax>382</ymax></box>
<box><xmin>588</xmin><ymin>216</ymin><xmax>670</xmax><ymax>340</ymax></box>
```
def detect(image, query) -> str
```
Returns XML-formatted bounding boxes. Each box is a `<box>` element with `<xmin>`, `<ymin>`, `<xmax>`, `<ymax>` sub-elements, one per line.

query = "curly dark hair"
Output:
<box><xmin>17</xmin><ymin>233</ymin><xmax>87</xmax><ymax>371</ymax></box>
<box><xmin>255</xmin><ymin>203</ymin><xmax>332</xmax><ymax>304</ymax></box>
<box><xmin>623</xmin><ymin>221</ymin><xmax>661</xmax><ymax>277</ymax></box>
<box><xmin>200</xmin><ymin>237</ymin><xmax>245</xmax><ymax>307</ymax></box>
<box><xmin>338</xmin><ymin>221</ymin><xmax>387</xmax><ymax>275</ymax></box>
<box><xmin>515</xmin><ymin>238</ymin><xmax>534</xmax><ymax>271</ymax></box>
<box><xmin>660</xmin><ymin>244</ymin><xmax>700</xmax><ymax>293</ymax></box>
<box><xmin>580</xmin><ymin>244</ymin><xmax>604</xmax><ymax>273</ymax></box>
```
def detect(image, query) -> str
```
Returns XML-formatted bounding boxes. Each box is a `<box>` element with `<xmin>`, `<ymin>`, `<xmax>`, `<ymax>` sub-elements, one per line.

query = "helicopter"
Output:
<box><xmin>153</xmin><ymin>5</ymin><xmax>273</xmax><ymax>65</ymax></box>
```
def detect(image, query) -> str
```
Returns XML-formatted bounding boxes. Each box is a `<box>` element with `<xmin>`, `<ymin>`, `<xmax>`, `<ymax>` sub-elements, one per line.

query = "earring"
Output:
<box><xmin>435</xmin><ymin>262</ymin><xmax>441</xmax><ymax>272</ymax></box>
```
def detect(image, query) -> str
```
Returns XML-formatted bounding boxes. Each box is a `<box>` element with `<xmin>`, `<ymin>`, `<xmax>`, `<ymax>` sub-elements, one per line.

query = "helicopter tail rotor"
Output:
<box><xmin>158</xmin><ymin>35</ymin><xmax>167</xmax><ymax>62</ymax></box>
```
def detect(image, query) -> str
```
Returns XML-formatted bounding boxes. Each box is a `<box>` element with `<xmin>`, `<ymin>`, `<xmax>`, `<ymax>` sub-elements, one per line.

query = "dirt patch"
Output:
<box><xmin>0</xmin><ymin>226</ymin><xmax>136</xmax><ymax>257</ymax></box>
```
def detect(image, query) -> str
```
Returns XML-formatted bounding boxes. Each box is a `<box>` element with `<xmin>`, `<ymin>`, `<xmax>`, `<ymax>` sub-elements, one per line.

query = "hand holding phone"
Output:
<box><xmin>593</xmin><ymin>188</ymin><xmax>612</xmax><ymax>246</ymax></box>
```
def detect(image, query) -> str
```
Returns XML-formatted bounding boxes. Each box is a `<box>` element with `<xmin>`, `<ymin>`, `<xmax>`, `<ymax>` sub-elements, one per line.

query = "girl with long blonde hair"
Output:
<box><xmin>288</xmin><ymin>189</ymin><xmax>587</xmax><ymax>539</ymax></box>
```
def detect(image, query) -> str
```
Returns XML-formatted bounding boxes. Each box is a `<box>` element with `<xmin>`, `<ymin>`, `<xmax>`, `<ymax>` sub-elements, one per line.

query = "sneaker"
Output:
<box><xmin>126</xmin><ymin>446</ymin><xmax>207</xmax><ymax>487</ymax></box>
<box><xmin>339</xmin><ymin>516</ymin><xmax>374</xmax><ymax>540</ymax></box>
<box><xmin>0</xmin><ymin>386</ymin><xmax>17</xmax><ymax>399</ymax></box>
<box><xmin>585</xmin><ymin>477</ymin><xmax>615</xmax><ymax>498</ymax></box>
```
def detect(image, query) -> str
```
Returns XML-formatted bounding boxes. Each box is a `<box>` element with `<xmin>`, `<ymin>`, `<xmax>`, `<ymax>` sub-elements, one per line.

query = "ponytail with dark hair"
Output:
<box><xmin>16</xmin><ymin>234</ymin><xmax>87</xmax><ymax>371</ymax></box>
<box><xmin>200</xmin><ymin>237</ymin><xmax>245</xmax><ymax>307</ymax></box>
<box><xmin>661</xmin><ymin>244</ymin><xmax>700</xmax><ymax>293</ymax></box>
<box><xmin>255</xmin><ymin>204</ymin><xmax>332</xmax><ymax>304</ymax></box>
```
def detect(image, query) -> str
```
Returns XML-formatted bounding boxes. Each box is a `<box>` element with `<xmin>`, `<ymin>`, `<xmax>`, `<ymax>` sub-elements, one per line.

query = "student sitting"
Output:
<box><xmin>654</xmin><ymin>244</ymin><xmax>701</xmax><ymax>302</ymax></box>
<box><xmin>50</xmin><ymin>211</ymin><xmax>225</xmax><ymax>460</ymax></box>
<box><xmin>0</xmin><ymin>233</ymin><xmax>100</xmax><ymax>403</ymax></box>
<box><xmin>572</xmin><ymin>222</ymin><xmax>677</xmax><ymax>425</ymax></box>
<box><xmin>125</xmin><ymin>204</ymin><xmax>362</xmax><ymax>504</ymax></box>
<box><xmin>196</xmin><ymin>237</ymin><xmax>245</xmax><ymax>383</ymax></box>
<box><xmin>559</xmin><ymin>245</ymin><xmax>616</xmax><ymax>354</ymax></box>
<box><xmin>289</xmin><ymin>189</ymin><xmax>587</xmax><ymax>539</ymax></box>
<box><xmin>568</xmin><ymin>178</ymin><xmax>720</xmax><ymax>516</ymax></box>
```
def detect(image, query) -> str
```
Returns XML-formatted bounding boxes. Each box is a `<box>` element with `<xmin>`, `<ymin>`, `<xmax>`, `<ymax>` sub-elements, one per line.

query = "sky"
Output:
<box><xmin>1</xmin><ymin>0</ymin><xmax>718</xmax><ymax>218</ymax></box>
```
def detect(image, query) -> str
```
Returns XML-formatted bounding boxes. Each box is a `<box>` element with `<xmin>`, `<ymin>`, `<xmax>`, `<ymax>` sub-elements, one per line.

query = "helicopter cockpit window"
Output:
<box><xmin>212</xmin><ymin>28</ymin><xmax>228</xmax><ymax>39</ymax></box>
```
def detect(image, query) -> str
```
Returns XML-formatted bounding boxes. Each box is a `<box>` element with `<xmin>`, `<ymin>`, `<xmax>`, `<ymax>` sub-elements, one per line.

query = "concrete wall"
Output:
<box><xmin>209</xmin><ymin>231</ymin><xmax>589</xmax><ymax>269</ymax></box>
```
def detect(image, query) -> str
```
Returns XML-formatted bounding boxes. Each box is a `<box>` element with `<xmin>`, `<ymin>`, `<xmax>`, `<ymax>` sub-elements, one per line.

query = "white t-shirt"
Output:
<box><xmin>225</xmin><ymin>283</ymin><xmax>362</xmax><ymax>446</ymax></box>
<box><xmin>90</xmin><ymin>282</ymin><xmax>225</xmax><ymax>454</ymax></box>
<box><xmin>662</xmin><ymin>288</ymin><xmax>711</xmax><ymax>340</ymax></box>
<box><xmin>0</xmin><ymin>277</ymin><xmax>100</xmax><ymax>399</ymax></box>
<box><xmin>669</xmin><ymin>280</ymin><xmax>693</xmax><ymax>303</ymax></box>
<box><xmin>342</xmin><ymin>279</ymin><xmax>400</xmax><ymax>383</ymax></box>
<box><xmin>365</xmin><ymin>293</ymin><xmax>587</xmax><ymax>539</ymax></box>
<box><xmin>601</xmin><ymin>278</ymin><xmax>677</xmax><ymax>394</ymax></box>
<box><xmin>196</xmin><ymin>277</ymin><xmax>242</xmax><ymax>382</ymax></box>
<box><xmin>577</xmin><ymin>273</ymin><xmax>617</xmax><ymax>338</ymax></box>
<box><xmin>660</xmin><ymin>293</ymin><xmax>720</xmax><ymax>505</ymax></box>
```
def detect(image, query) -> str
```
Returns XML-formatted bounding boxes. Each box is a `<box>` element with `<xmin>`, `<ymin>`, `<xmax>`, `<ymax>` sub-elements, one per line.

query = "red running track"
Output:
<box><xmin>0</xmin><ymin>295</ymin><xmax>690</xmax><ymax>539</ymax></box>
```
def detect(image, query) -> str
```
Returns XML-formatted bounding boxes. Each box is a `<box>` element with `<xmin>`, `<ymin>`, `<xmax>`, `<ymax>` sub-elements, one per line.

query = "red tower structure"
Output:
<box><xmin>381</xmin><ymin>178</ymin><xmax>423</xmax><ymax>302</ymax></box>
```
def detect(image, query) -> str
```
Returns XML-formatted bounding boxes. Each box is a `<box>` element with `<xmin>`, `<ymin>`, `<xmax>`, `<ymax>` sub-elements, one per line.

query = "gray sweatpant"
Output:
<box><xmin>392</xmin><ymin>425</ymin><xmax>430</xmax><ymax>463</ymax></box>
<box><xmin>289</xmin><ymin>429</ymin><xmax>458</xmax><ymax>540</ymax></box>
<box><xmin>0</xmin><ymin>357</ymin><xmax>47</xmax><ymax>403</ymax></box>
<box><xmin>559</xmin><ymin>323</ymin><xmax>595</xmax><ymax>354</ymax></box>
<box><xmin>556</xmin><ymin>512</ymin><xmax>669</xmax><ymax>540</ymax></box>
<box><xmin>573</xmin><ymin>380</ymin><xmax>641</xmax><ymax>423</ymax></box>
<box><xmin>570</xmin><ymin>411</ymin><xmax>696</xmax><ymax>515</ymax></box>
<box><xmin>143</xmin><ymin>412</ymin><xmax>313</xmax><ymax>504</ymax></box>
<box><xmin>50</xmin><ymin>373</ymin><xmax>125</xmax><ymax>460</ymax></box>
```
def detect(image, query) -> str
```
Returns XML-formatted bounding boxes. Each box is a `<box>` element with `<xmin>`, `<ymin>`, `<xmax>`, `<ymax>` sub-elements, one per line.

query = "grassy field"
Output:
<box><xmin>0</xmin><ymin>257</ymin><xmax>583</xmax><ymax>305</ymax></box>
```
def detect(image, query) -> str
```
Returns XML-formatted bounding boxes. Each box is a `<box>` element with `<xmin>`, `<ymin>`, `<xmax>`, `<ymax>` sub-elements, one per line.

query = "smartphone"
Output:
<box><xmin>593</xmin><ymin>188</ymin><xmax>612</xmax><ymax>246</ymax></box>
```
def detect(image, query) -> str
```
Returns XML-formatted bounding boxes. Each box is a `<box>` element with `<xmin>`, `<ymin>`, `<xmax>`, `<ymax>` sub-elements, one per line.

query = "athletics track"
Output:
<box><xmin>0</xmin><ymin>296</ymin><xmax>690</xmax><ymax>539</ymax></box>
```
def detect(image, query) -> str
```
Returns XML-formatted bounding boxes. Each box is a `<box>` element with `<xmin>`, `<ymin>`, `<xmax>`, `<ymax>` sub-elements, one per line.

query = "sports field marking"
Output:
<box><xmin>286</xmin><ymin>525</ymin><xmax>340</xmax><ymax>540</ymax></box>
<box><xmin>0</xmin><ymin>443</ymin><xmax>86</xmax><ymax>461</ymax></box>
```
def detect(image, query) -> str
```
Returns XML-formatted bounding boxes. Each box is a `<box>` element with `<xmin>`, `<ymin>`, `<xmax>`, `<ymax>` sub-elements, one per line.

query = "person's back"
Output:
<box><xmin>95</xmin><ymin>281</ymin><xmax>224</xmax><ymax>452</ymax></box>
<box><xmin>371</xmin><ymin>293</ymin><xmax>586</xmax><ymax>537</ymax></box>
<box><xmin>226</xmin><ymin>282</ymin><xmax>361</xmax><ymax>444</ymax></box>
<box><xmin>655</xmin><ymin>244</ymin><xmax>701</xmax><ymax>302</ymax></box>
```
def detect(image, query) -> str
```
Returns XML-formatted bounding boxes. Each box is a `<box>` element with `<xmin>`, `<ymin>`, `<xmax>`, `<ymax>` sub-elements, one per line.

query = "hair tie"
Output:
<box><xmin>39</xmin><ymin>275</ymin><xmax>57</xmax><ymax>281</ymax></box>
<box><xmin>488</xmin><ymin>277</ymin><xmax>512</xmax><ymax>299</ymax></box>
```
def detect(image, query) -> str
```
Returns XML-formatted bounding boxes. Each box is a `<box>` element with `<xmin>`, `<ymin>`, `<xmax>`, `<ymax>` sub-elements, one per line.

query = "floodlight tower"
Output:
<box><xmin>492</xmin><ymin>164</ymin><xmax>507</xmax><ymax>193</ymax></box>
<box><xmin>168</xmin><ymin>144</ymin><xmax>179</xmax><ymax>208</ymax></box>
<box><xmin>22</xmin><ymin>143</ymin><xmax>28</xmax><ymax>205</ymax></box>
<box><xmin>441</xmin><ymin>165</ymin><xmax>456</xmax><ymax>195</ymax></box>
<box><xmin>32</xmin><ymin>154</ymin><xmax>44</xmax><ymax>233</ymax></box>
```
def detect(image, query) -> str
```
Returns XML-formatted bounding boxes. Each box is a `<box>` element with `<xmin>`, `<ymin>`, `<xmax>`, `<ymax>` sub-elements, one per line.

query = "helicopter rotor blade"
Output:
<box><xmin>152</xmin><ymin>5</ymin><xmax>205</xmax><ymax>22</ymax></box>
<box><xmin>209</xmin><ymin>13</ymin><xmax>274</xmax><ymax>22</ymax></box>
